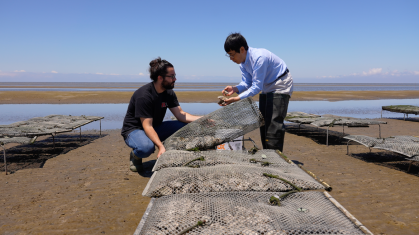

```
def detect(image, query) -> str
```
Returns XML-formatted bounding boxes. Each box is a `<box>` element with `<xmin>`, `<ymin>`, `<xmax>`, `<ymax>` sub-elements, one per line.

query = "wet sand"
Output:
<box><xmin>1</xmin><ymin>90</ymin><xmax>419</xmax><ymax>104</ymax></box>
<box><xmin>1</xmin><ymin>94</ymin><xmax>419</xmax><ymax>234</ymax></box>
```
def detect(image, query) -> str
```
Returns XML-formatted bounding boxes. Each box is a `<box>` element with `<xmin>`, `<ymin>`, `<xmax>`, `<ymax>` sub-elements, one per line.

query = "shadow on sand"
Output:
<box><xmin>1</xmin><ymin>133</ymin><xmax>106</xmax><ymax>174</ymax></box>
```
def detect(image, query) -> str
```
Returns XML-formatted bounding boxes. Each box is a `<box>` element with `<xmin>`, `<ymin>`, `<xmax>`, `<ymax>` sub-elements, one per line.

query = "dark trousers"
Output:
<box><xmin>259</xmin><ymin>93</ymin><xmax>290</xmax><ymax>152</ymax></box>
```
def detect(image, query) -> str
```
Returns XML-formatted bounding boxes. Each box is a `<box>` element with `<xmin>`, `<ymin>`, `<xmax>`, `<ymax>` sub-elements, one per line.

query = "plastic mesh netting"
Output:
<box><xmin>374</xmin><ymin>142</ymin><xmax>419</xmax><ymax>158</ymax></box>
<box><xmin>163</xmin><ymin>97</ymin><xmax>264</xmax><ymax>151</ymax></box>
<box><xmin>311</xmin><ymin>118</ymin><xmax>386</xmax><ymax>127</ymax></box>
<box><xmin>152</xmin><ymin>150</ymin><xmax>290</xmax><ymax>172</ymax></box>
<box><xmin>287</xmin><ymin>115</ymin><xmax>386</xmax><ymax>127</ymax></box>
<box><xmin>382</xmin><ymin>105</ymin><xmax>419</xmax><ymax>115</ymax></box>
<box><xmin>0</xmin><ymin>136</ymin><xmax>37</xmax><ymax>145</ymax></box>
<box><xmin>136</xmin><ymin>191</ymin><xmax>364</xmax><ymax>235</ymax></box>
<box><xmin>142</xmin><ymin>165</ymin><xmax>325</xmax><ymax>197</ymax></box>
<box><xmin>285</xmin><ymin>111</ymin><xmax>320</xmax><ymax>120</ymax></box>
<box><xmin>345</xmin><ymin>135</ymin><xmax>419</xmax><ymax>159</ymax></box>
<box><xmin>343</xmin><ymin>135</ymin><xmax>385</xmax><ymax>147</ymax></box>
<box><xmin>0</xmin><ymin>115</ymin><xmax>104</xmax><ymax>137</ymax></box>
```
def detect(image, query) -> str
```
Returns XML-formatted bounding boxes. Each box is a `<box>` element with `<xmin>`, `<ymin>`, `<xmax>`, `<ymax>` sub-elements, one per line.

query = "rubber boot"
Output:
<box><xmin>259</xmin><ymin>94</ymin><xmax>267</xmax><ymax>149</ymax></box>
<box><xmin>259</xmin><ymin>93</ymin><xmax>290</xmax><ymax>152</ymax></box>
<box><xmin>130</xmin><ymin>150</ymin><xmax>143</xmax><ymax>172</ymax></box>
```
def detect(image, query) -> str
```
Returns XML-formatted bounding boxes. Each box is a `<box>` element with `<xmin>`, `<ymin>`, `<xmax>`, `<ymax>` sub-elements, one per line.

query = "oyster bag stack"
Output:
<box><xmin>137</xmin><ymin>150</ymin><xmax>373</xmax><ymax>234</ymax></box>
<box><xmin>136</xmin><ymin>191</ymin><xmax>365</xmax><ymax>234</ymax></box>
<box><xmin>152</xmin><ymin>149</ymin><xmax>291</xmax><ymax>172</ymax></box>
<box><xmin>163</xmin><ymin>97</ymin><xmax>264</xmax><ymax>151</ymax></box>
<box><xmin>142</xmin><ymin>164</ymin><xmax>325</xmax><ymax>197</ymax></box>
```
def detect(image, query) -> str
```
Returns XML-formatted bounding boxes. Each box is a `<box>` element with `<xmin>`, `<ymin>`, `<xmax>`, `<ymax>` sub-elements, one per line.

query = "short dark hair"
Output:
<box><xmin>148</xmin><ymin>57</ymin><xmax>173</xmax><ymax>82</ymax></box>
<box><xmin>224</xmin><ymin>32</ymin><xmax>249</xmax><ymax>53</ymax></box>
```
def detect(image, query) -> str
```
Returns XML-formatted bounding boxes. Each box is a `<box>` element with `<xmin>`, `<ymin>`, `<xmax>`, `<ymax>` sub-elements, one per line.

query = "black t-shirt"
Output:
<box><xmin>121</xmin><ymin>82</ymin><xmax>179</xmax><ymax>139</ymax></box>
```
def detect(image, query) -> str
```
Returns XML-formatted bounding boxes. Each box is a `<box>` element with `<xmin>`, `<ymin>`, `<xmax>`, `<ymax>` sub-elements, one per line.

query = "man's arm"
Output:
<box><xmin>140</xmin><ymin>117</ymin><xmax>165</xmax><ymax>158</ymax></box>
<box><xmin>170</xmin><ymin>106</ymin><xmax>202</xmax><ymax>123</ymax></box>
<box><xmin>237</xmin><ymin>57</ymin><xmax>267</xmax><ymax>99</ymax></box>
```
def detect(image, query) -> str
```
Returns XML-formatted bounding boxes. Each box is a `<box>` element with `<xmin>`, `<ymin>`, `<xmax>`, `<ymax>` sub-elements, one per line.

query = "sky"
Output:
<box><xmin>0</xmin><ymin>0</ymin><xmax>418</xmax><ymax>83</ymax></box>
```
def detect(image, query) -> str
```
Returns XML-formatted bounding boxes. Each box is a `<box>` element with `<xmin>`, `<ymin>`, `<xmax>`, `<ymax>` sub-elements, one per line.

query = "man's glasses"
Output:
<box><xmin>225</xmin><ymin>52</ymin><xmax>236</xmax><ymax>58</ymax></box>
<box><xmin>165</xmin><ymin>74</ymin><xmax>176</xmax><ymax>79</ymax></box>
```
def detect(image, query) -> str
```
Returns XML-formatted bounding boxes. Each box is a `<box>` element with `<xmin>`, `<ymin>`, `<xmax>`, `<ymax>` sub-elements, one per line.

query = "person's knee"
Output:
<box><xmin>172</xmin><ymin>120</ymin><xmax>187</xmax><ymax>130</ymax></box>
<box><xmin>133</xmin><ymin>142</ymin><xmax>155</xmax><ymax>158</ymax></box>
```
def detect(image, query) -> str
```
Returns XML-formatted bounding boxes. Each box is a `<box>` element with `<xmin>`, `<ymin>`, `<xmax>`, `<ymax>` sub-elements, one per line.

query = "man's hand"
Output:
<box><xmin>156</xmin><ymin>145</ymin><xmax>166</xmax><ymax>158</ymax></box>
<box><xmin>220</xmin><ymin>96</ymin><xmax>241</xmax><ymax>106</ymax></box>
<box><xmin>222</xmin><ymin>86</ymin><xmax>239</xmax><ymax>96</ymax></box>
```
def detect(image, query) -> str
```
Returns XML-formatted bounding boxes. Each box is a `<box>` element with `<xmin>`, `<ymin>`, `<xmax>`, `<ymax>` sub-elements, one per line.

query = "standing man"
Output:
<box><xmin>122</xmin><ymin>57</ymin><xmax>202</xmax><ymax>172</ymax></box>
<box><xmin>222</xmin><ymin>33</ymin><xmax>293</xmax><ymax>152</ymax></box>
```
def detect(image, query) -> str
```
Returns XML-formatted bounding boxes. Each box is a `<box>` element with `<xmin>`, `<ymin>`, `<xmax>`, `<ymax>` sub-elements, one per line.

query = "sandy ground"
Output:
<box><xmin>1</xmin><ymin>92</ymin><xmax>419</xmax><ymax>234</ymax></box>
<box><xmin>1</xmin><ymin>90</ymin><xmax>419</xmax><ymax>104</ymax></box>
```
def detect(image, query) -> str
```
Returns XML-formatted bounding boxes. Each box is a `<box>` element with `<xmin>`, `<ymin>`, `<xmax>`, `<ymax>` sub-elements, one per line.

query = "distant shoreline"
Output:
<box><xmin>1</xmin><ymin>90</ymin><xmax>419</xmax><ymax>104</ymax></box>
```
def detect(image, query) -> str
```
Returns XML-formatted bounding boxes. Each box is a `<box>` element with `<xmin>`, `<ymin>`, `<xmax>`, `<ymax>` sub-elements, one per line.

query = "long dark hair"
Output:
<box><xmin>149</xmin><ymin>57</ymin><xmax>173</xmax><ymax>82</ymax></box>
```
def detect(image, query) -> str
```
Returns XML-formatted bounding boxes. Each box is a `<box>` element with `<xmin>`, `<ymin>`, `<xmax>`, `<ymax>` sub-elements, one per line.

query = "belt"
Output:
<box><xmin>278</xmin><ymin>68</ymin><xmax>289</xmax><ymax>79</ymax></box>
<box><xmin>272</xmin><ymin>68</ymin><xmax>289</xmax><ymax>83</ymax></box>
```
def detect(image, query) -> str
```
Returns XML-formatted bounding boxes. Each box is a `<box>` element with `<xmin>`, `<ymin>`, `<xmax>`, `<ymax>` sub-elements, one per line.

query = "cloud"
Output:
<box><xmin>317</xmin><ymin>68</ymin><xmax>419</xmax><ymax>80</ymax></box>
<box><xmin>110</xmin><ymin>73</ymin><xmax>119</xmax><ymax>75</ymax></box>
<box><xmin>139</xmin><ymin>73</ymin><xmax>144</xmax><ymax>76</ymax></box>
<box><xmin>51</xmin><ymin>71</ymin><xmax>58</xmax><ymax>73</ymax></box>
<box><xmin>0</xmin><ymin>71</ymin><xmax>17</xmax><ymax>77</ymax></box>
<box><xmin>362</xmin><ymin>68</ymin><xmax>382</xmax><ymax>75</ymax></box>
<box><xmin>96</xmin><ymin>72</ymin><xmax>103</xmax><ymax>75</ymax></box>
<box><xmin>14</xmin><ymin>70</ymin><xmax>25</xmax><ymax>72</ymax></box>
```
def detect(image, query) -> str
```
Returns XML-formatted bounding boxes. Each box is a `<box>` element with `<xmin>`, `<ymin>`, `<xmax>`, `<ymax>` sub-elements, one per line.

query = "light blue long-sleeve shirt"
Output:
<box><xmin>236</xmin><ymin>47</ymin><xmax>292</xmax><ymax>99</ymax></box>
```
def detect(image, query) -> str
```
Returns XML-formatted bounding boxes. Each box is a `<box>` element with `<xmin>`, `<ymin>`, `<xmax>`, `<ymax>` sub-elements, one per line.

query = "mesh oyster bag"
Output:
<box><xmin>373</xmin><ymin>141</ymin><xmax>419</xmax><ymax>158</ymax></box>
<box><xmin>142</xmin><ymin>165</ymin><xmax>325</xmax><ymax>197</ymax></box>
<box><xmin>343</xmin><ymin>135</ymin><xmax>385</xmax><ymax>147</ymax></box>
<box><xmin>286</xmin><ymin>111</ymin><xmax>321</xmax><ymax>119</ymax></box>
<box><xmin>345</xmin><ymin>135</ymin><xmax>419</xmax><ymax>158</ymax></box>
<box><xmin>311</xmin><ymin>118</ymin><xmax>386</xmax><ymax>127</ymax></box>
<box><xmin>135</xmin><ymin>191</ymin><xmax>366</xmax><ymax>235</ymax></box>
<box><xmin>152</xmin><ymin>149</ymin><xmax>290</xmax><ymax>172</ymax></box>
<box><xmin>382</xmin><ymin>105</ymin><xmax>419</xmax><ymax>115</ymax></box>
<box><xmin>0</xmin><ymin>115</ymin><xmax>103</xmax><ymax>137</ymax></box>
<box><xmin>163</xmin><ymin>97</ymin><xmax>264</xmax><ymax>151</ymax></box>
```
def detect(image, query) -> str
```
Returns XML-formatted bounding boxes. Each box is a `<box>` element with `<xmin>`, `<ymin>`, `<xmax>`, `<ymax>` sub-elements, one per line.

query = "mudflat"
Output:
<box><xmin>1</xmin><ymin>90</ymin><xmax>419</xmax><ymax>104</ymax></box>
<box><xmin>1</xmin><ymin>94</ymin><xmax>419</xmax><ymax>234</ymax></box>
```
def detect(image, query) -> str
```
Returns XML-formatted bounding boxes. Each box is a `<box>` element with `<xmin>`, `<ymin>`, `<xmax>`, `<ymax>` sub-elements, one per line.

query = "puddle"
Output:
<box><xmin>0</xmin><ymin>99</ymin><xmax>417</xmax><ymax>130</ymax></box>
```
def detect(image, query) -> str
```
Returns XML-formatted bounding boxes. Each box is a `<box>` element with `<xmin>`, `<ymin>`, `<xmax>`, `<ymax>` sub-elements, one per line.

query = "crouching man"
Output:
<box><xmin>121</xmin><ymin>57</ymin><xmax>202</xmax><ymax>172</ymax></box>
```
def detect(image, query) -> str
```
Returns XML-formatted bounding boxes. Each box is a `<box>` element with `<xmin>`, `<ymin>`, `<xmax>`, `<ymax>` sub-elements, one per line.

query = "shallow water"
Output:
<box><xmin>1</xmin><ymin>99</ymin><xmax>418</xmax><ymax>130</ymax></box>
<box><xmin>1</xmin><ymin>82</ymin><xmax>418</xmax><ymax>92</ymax></box>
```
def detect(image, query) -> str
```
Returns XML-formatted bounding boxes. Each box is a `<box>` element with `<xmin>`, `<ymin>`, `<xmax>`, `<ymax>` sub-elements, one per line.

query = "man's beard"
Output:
<box><xmin>162</xmin><ymin>79</ymin><xmax>175</xmax><ymax>90</ymax></box>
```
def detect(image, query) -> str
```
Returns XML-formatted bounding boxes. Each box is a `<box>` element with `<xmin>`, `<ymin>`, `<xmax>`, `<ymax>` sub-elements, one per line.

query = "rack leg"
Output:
<box><xmin>2</xmin><ymin>145</ymin><xmax>7</xmax><ymax>175</ymax></box>
<box><xmin>100</xmin><ymin>119</ymin><xmax>102</xmax><ymax>137</ymax></box>
<box><xmin>408</xmin><ymin>161</ymin><xmax>413</xmax><ymax>172</ymax></box>
<box><xmin>327</xmin><ymin>126</ymin><xmax>329</xmax><ymax>146</ymax></box>
<box><xmin>80</xmin><ymin>127</ymin><xmax>82</xmax><ymax>142</ymax></box>
<box><xmin>378</xmin><ymin>124</ymin><xmax>381</xmax><ymax>138</ymax></box>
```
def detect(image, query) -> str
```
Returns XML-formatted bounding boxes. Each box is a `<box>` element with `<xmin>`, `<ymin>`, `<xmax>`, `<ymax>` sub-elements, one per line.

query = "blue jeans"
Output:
<box><xmin>124</xmin><ymin>121</ymin><xmax>187</xmax><ymax>158</ymax></box>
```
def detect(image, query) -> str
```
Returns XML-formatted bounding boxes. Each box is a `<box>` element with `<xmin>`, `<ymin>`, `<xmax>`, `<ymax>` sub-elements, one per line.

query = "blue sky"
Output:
<box><xmin>1</xmin><ymin>0</ymin><xmax>418</xmax><ymax>83</ymax></box>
